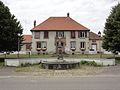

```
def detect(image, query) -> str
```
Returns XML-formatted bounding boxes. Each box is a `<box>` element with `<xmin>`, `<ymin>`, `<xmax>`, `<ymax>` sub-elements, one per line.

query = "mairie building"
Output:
<box><xmin>22</xmin><ymin>13</ymin><xmax>103</xmax><ymax>54</ymax></box>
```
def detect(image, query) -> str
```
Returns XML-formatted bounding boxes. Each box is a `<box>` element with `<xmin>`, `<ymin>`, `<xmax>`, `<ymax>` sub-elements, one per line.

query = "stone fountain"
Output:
<box><xmin>41</xmin><ymin>42</ymin><xmax>80</xmax><ymax>70</ymax></box>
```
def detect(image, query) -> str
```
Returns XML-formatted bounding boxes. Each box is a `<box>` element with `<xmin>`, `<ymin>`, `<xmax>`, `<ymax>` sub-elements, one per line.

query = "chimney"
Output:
<box><xmin>34</xmin><ymin>20</ymin><xmax>36</xmax><ymax>27</ymax></box>
<box><xmin>67</xmin><ymin>12</ymin><xmax>70</xmax><ymax>17</ymax></box>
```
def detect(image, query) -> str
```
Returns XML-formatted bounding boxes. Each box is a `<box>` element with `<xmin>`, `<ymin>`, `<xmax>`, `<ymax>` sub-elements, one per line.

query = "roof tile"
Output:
<box><xmin>31</xmin><ymin>17</ymin><xmax>89</xmax><ymax>31</ymax></box>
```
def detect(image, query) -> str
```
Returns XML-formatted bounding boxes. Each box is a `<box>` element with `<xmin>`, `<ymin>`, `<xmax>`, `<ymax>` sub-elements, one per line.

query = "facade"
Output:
<box><xmin>30</xmin><ymin>14</ymin><xmax>102</xmax><ymax>54</ymax></box>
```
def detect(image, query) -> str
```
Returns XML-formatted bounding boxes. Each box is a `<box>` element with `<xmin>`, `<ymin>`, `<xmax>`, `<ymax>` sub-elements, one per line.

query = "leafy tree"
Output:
<box><xmin>102</xmin><ymin>3</ymin><xmax>120</xmax><ymax>53</ymax></box>
<box><xmin>0</xmin><ymin>1</ymin><xmax>23</xmax><ymax>52</ymax></box>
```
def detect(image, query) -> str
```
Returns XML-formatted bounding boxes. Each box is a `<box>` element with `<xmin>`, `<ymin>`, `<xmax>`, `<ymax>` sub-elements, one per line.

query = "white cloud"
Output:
<box><xmin>2</xmin><ymin>0</ymin><xmax>119</xmax><ymax>34</ymax></box>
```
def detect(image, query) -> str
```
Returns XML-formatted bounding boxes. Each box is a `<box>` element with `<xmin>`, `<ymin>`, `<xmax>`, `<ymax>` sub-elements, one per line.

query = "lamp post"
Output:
<box><xmin>17</xmin><ymin>33</ymin><xmax>21</xmax><ymax>58</ymax></box>
<box><xmin>98</xmin><ymin>31</ymin><xmax>101</xmax><ymax>58</ymax></box>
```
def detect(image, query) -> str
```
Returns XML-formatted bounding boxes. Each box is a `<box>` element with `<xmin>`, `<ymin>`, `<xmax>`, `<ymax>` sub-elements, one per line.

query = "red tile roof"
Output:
<box><xmin>31</xmin><ymin>17</ymin><xmax>89</xmax><ymax>31</ymax></box>
<box><xmin>22</xmin><ymin>35</ymin><xmax>32</xmax><ymax>43</ymax></box>
<box><xmin>89</xmin><ymin>32</ymin><xmax>102</xmax><ymax>40</ymax></box>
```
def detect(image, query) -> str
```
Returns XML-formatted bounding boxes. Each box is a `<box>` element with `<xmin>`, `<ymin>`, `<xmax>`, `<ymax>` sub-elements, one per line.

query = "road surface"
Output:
<box><xmin>0</xmin><ymin>76</ymin><xmax>120</xmax><ymax>90</ymax></box>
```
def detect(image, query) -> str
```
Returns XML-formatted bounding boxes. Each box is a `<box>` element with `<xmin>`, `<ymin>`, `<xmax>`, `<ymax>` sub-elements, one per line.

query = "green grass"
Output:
<box><xmin>0</xmin><ymin>54</ymin><xmax>53</xmax><ymax>59</ymax></box>
<box><xmin>16</xmin><ymin>64</ymin><xmax>42</xmax><ymax>72</ymax></box>
<box><xmin>0</xmin><ymin>53</ymin><xmax>117</xmax><ymax>59</ymax></box>
<box><xmin>15</xmin><ymin>63</ymin><xmax>104</xmax><ymax>77</ymax></box>
<box><xmin>0</xmin><ymin>62</ymin><xmax>4</xmax><ymax>68</ymax></box>
<box><xmin>115</xmin><ymin>57</ymin><xmax>120</xmax><ymax>64</ymax></box>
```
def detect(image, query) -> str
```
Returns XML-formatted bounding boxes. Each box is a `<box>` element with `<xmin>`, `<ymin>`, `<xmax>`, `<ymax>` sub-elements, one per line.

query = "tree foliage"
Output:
<box><xmin>102</xmin><ymin>3</ymin><xmax>120</xmax><ymax>53</ymax></box>
<box><xmin>0</xmin><ymin>1</ymin><xmax>23</xmax><ymax>52</ymax></box>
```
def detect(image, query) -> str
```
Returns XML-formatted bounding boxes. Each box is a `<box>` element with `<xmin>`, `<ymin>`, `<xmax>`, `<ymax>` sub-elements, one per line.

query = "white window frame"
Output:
<box><xmin>41</xmin><ymin>41</ymin><xmax>47</xmax><ymax>48</ymax></box>
<box><xmin>70</xmin><ymin>41</ymin><xmax>76</xmax><ymax>49</ymax></box>
<box><xmin>56</xmin><ymin>31</ymin><xmax>64</xmax><ymax>38</ymax></box>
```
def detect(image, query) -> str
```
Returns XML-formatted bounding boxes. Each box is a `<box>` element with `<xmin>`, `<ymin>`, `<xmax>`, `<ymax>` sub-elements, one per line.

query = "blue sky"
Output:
<box><xmin>2</xmin><ymin>0</ymin><xmax>119</xmax><ymax>34</ymax></box>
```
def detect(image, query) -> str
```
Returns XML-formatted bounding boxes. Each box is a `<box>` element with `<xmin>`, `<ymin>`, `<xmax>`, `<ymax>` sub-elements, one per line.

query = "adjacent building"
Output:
<box><xmin>21</xmin><ymin>35</ymin><xmax>32</xmax><ymax>53</ymax></box>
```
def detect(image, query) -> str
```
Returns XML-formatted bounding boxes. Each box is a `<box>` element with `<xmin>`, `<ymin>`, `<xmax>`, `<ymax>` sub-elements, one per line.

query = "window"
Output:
<box><xmin>42</xmin><ymin>41</ymin><xmax>47</xmax><ymax>48</ymax></box>
<box><xmin>36</xmin><ymin>42</ymin><xmax>41</xmax><ymax>48</ymax></box>
<box><xmin>70</xmin><ymin>41</ymin><xmax>76</xmax><ymax>48</ymax></box>
<box><xmin>80</xmin><ymin>42</ymin><xmax>86</xmax><ymax>49</ymax></box>
<box><xmin>56</xmin><ymin>31</ymin><xmax>64</xmax><ymax>38</ymax></box>
<box><xmin>36</xmin><ymin>41</ymin><xmax>47</xmax><ymax>49</ymax></box>
<box><xmin>44</xmin><ymin>31</ymin><xmax>49</xmax><ymax>39</ymax></box>
<box><xmin>26</xmin><ymin>44</ymin><xmax>31</xmax><ymax>50</ymax></box>
<box><xmin>71</xmin><ymin>31</ymin><xmax>75</xmax><ymax>38</ymax></box>
<box><xmin>78</xmin><ymin>31</ymin><xmax>87</xmax><ymax>38</ymax></box>
<box><xmin>34</xmin><ymin>32</ymin><xmax>40</xmax><ymax>39</ymax></box>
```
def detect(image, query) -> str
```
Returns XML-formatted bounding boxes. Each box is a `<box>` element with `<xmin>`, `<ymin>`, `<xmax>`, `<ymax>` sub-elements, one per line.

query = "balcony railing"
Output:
<box><xmin>55</xmin><ymin>37</ymin><xmax>66</xmax><ymax>45</ymax></box>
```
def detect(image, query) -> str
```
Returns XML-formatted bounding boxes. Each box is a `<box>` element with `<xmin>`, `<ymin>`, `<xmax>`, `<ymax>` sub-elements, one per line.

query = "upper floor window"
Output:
<box><xmin>78</xmin><ymin>31</ymin><xmax>87</xmax><ymax>38</ymax></box>
<box><xmin>44</xmin><ymin>31</ymin><xmax>49</xmax><ymax>39</ymax></box>
<box><xmin>56</xmin><ymin>31</ymin><xmax>64</xmax><ymax>38</ymax></box>
<box><xmin>34</xmin><ymin>32</ymin><xmax>40</xmax><ymax>39</ymax></box>
<box><xmin>70</xmin><ymin>41</ymin><xmax>76</xmax><ymax>48</ymax></box>
<box><xmin>71</xmin><ymin>31</ymin><xmax>75</xmax><ymax>38</ymax></box>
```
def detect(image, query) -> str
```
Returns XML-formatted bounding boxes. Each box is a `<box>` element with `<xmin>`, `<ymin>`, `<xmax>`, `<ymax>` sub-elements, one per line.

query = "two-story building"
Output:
<box><xmin>30</xmin><ymin>13</ymin><xmax>102</xmax><ymax>54</ymax></box>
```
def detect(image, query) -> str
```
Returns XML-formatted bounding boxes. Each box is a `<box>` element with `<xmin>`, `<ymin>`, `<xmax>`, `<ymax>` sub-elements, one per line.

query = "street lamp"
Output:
<box><xmin>98</xmin><ymin>31</ymin><xmax>101</xmax><ymax>58</ymax></box>
<box><xmin>18</xmin><ymin>33</ymin><xmax>21</xmax><ymax>58</ymax></box>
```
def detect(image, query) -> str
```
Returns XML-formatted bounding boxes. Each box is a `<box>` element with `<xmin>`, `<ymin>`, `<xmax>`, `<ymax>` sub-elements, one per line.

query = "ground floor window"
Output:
<box><xmin>36</xmin><ymin>41</ymin><xmax>47</xmax><ymax>49</ymax></box>
<box><xmin>26</xmin><ymin>44</ymin><xmax>31</xmax><ymax>50</ymax></box>
<box><xmin>80</xmin><ymin>42</ymin><xmax>86</xmax><ymax>49</ymax></box>
<box><xmin>91</xmin><ymin>43</ymin><xmax>97</xmax><ymax>51</ymax></box>
<box><xmin>42</xmin><ymin>41</ymin><xmax>47</xmax><ymax>48</ymax></box>
<box><xmin>36</xmin><ymin>42</ymin><xmax>41</xmax><ymax>48</ymax></box>
<box><xmin>70</xmin><ymin>41</ymin><xmax>76</xmax><ymax>48</ymax></box>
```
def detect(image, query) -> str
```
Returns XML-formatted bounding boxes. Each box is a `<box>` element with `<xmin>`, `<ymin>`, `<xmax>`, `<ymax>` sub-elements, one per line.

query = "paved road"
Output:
<box><xmin>0</xmin><ymin>65</ymin><xmax>120</xmax><ymax>90</ymax></box>
<box><xmin>0</xmin><ymin>76</ymin><xmax>120</xmax><ymax>90</ymax></box>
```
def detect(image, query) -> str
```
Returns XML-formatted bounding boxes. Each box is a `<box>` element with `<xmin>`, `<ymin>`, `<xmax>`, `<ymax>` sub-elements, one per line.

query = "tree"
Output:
<box><xmin>102</xmin><ymin>3</ymin><xmax>120</xmax><ymax>54</ymax></box>
<box><xmin>0</xmin><ymin>1</ymin><xmax>23</xmax><ymax>52</ymax></box>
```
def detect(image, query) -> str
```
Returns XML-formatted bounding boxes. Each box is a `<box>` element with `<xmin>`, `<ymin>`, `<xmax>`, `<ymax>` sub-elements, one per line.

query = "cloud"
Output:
<box><xmin>2</xmin><ymin>0</ymin><xmax>119</xmax><ymax>34</ymax></box>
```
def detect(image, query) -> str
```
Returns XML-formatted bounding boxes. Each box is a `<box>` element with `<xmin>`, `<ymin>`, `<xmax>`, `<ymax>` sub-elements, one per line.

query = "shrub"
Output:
<box><xmin>20</xmin><ymin>63</ymin><xmax>31</xmax><ymax>67</ymax></box>
<box><xmin>0</xmin><ymin>58</ymin><xmax>4</xmax><ymax>62</ymax></box>
<box><xmin>80</xmin><ymin>61</ymin><xmax>97</xmax><ymax>66</ymax></box>
<box><xmin>88</xmin><ymin>61</ymin><xmax>97</xmax><ymax>66</ymax></box>
<box><xmin>80</xmin><ymin>61</ymin><xmax>89</xmax><ymax>65</ymax></box>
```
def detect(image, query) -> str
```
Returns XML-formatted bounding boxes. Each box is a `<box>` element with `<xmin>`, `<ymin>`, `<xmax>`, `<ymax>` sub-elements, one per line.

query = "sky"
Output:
<box><xmin>2</xmin><ymin>0</ymin><xmax>120</xmax><ymax>34</ymax></box>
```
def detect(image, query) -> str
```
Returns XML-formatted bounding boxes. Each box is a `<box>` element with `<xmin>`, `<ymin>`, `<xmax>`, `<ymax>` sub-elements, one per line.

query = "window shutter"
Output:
<box><xmin>78</xmin><ymin>31</ymin><xmax>80</xmax><ymax>37</ymax></box>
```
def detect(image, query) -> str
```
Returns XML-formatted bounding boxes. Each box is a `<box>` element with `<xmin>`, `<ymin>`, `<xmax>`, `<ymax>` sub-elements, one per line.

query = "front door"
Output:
<box><xmin>56</xmin><ymin>42</ymin><xmax>65</xmax><ymax>54</ymax></box>
<box><xmin>92</xmin><ymin>44</ymin><xmax>97</xmax><ymax>51</ymax></box>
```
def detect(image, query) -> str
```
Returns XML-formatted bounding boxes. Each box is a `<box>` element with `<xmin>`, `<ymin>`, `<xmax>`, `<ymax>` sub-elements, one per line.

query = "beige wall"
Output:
<box><xmin>31</xmin><ymin>31</ymin><xmax>90</xmax><ymax>54</ymax></box>
<box><xmin>31</xmin><ymin>31</ymin><xmax>56</xmax><ymax>54</ymax></box>
<box><xmin>21</xmin><ymin>44</ymin><xmax>26</xmax><ymax>51</ymax></box>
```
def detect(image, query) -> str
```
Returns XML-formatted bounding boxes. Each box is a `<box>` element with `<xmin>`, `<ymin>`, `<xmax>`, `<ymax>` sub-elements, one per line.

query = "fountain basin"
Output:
<box><xmin>41</xmin><ymin>60</ymin><xmax>80</xmax><ymax>70</ymax></box>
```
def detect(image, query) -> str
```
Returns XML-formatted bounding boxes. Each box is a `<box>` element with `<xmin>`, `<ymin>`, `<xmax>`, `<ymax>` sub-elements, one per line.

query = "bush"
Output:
<box><xmin>80</xmin><ymin>61</ymin><xmax>89</xmax><ymax>65</ymax></box>
<box><xmin>80</xmin><ymin>61</ymin><xmax>97</xmax><ymax>66</ymax></box>
<box><xmin>20</xmin><ymin>63</ymin><xmax>31</xmax><ymax>67</ymax></box>
<box><xmin>20</xmin><ymin>63</ymin><xmax>40</xmax><ymax>67</ymax></box>
<box><xmin>115</xmin><ymin>57</ymin><xmax>120</xmax><ymax>60</ymax></box>
<box><xmin>89</xmin><ymin>61</ymin><xmax>97</xmax><ymax>66</ymax></box>
<box><xmin>0</xmin><ymin>58</ymin><xmax>4</xmax><ymax>62</ymax></box>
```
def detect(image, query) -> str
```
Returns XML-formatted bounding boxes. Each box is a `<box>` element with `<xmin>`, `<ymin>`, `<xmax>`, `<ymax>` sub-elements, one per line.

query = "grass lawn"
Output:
<box><xmin>0</xmin><ymin>54</ymin><xmax>53</xmax><ymax>59</ymax></box>
<box><xmin>0</xmin><ymin>53</ymin><xmax>117</xmax><ymax>59</ymax></box>
<box><xmin>0</xmin><ymin>62</ymin><xmax>4</xmax><ymax>68</ymax></box>
<box><xmin>15</xmin><ymin>64</ymin><xmax>104</xmax><ymax>76</ymax></box>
